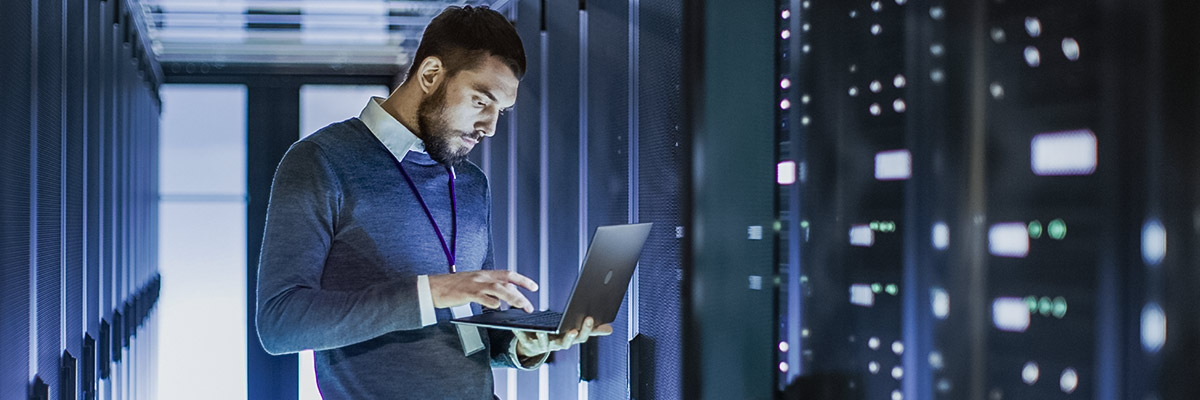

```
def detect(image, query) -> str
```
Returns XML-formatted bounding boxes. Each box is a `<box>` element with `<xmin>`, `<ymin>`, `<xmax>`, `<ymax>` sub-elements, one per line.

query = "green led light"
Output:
<box><xmin>883</xmin><ymin>222</ymin><xmax>895</xmax><ymax>232</ymax></box>
<box><xmin>1028</xmin><ymin>220</ymin><xmax>1043</xmax><ymax>239</ymax></box>
<box><xmin>773</xmin><ymin>220</ymin><xmax>783</xmax><ymax>232</ymax></box>
<box><xmin>1025</xmin><ymin>296</ymin><xmax>1038</xmax><ymax>312</ymax></box>
<box><xmin>1038</xmin><ymin>297</ymin><xmax>1053</xmax><ymax>316</ymax></box>
<box><xmin>1052</xmin><ymin>296</ymin><xmax>1068</xmax><ymax>318</ymax></box>
<box><xmin>871</xmin><ymin>283</ymin><xmax>883</xmax><ymax>293</ymax></box>
<box><xmin>800</xmin><ymin>220</ymin><xmax>810</xmax><ymax>228</ymax></box>
<box><xmin>885</xmin><ymin>284</ymin><xmax>899</xmax><ymax>296</ymax></box>
<box><xmin>870</xmin><ymin>221</ymin><xmax>880</xmax><ymax>230</ymax></box>
<box><xmin>1048</xmin><ymin>218</ymin><xmax>1067</xmax><ymax>240</ymax></box>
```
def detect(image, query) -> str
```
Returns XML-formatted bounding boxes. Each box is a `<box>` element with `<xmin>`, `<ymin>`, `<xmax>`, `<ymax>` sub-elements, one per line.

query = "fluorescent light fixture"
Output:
<box><xmin>992</xmin><ymin>297</ymin><xmax>1031</xmax><ymax>332</ymax></box>
<box><xmin>850</xmin><ymin>224</ymin><xmax>875</xmax><ymax>247</ymax></box>
<box><xmin>988</xmin><ymin>222</ymin><xmax>1029</xmax><ymax>258</ymax></box>
<box><xmin>874</xmin><ymin>149</ymin><xmax>912</xmax><ymax>181</ymax></box>
<box><xmin>850</xmin><ymin>284</ymin><xmax>875</xmax><ymax>307</ymax></box>
<box><xmin>1031</xmin><ymin>129</ymin><xmax>1098</xmax><ymax>176</ymax></box>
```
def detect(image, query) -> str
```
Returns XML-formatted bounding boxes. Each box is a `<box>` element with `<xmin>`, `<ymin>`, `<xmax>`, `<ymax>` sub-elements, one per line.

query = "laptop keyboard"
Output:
<box><xmin>502</xmin><ymin>310</ymin><xmax>563</xmax><ymax>327</ymax></box>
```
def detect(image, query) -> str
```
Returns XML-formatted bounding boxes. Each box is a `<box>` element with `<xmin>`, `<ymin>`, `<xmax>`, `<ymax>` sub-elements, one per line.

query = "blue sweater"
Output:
<box><xmin>255</xmin><ymin>118</ymin><xmax>518</xmax><ymax>399</ymax></box>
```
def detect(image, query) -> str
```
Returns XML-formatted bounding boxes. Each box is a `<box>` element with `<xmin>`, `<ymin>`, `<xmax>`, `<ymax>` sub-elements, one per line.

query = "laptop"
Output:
<box><xmin>451</xmin><ymin>222</ymin><xmax>653</xmax><ymax>334</ymax></box>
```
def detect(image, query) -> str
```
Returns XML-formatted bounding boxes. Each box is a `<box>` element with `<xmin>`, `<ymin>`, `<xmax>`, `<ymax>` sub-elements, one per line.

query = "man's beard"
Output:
<box><xmin>417</xmin><ymin>85</ymin><xmax>479</xmax><ymax>166</ymax></box>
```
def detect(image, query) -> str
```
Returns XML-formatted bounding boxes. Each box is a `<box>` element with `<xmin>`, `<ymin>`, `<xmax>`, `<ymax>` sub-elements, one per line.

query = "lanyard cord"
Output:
<box><xmin>395</xmin><ymin>160</ymin><xmax>458</xmax><ymax>273</ymax></box>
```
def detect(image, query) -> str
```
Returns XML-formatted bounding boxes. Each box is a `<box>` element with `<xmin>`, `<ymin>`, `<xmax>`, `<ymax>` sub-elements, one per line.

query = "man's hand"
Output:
<box><xmin>427</xmin><ymin>270</ymin><xmax>538</xmax><ymax>312</ymax></box>
<box><xmin>514</xmin><ymin>317</ymin><xmax>613</xmax><ymax>358</ymax></box>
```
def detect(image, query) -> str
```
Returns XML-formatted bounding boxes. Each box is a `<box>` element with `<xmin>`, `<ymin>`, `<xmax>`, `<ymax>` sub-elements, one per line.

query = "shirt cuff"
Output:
<box><xmin>416</xmin><ymin>275</ymin><xmax>437</xmax><ymax>327</ymax></box>
<box><xmin>508</xmin><ymin>337</ymin><xmax>550</xmax><ymax>370</ymax></box>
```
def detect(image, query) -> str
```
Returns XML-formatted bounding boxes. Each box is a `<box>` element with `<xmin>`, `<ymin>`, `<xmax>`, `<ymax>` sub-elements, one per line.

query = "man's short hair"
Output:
<box><xmin>405</xmin><ymin>5</ymin><xmax>527</xmax><ymax>82</ymax></box>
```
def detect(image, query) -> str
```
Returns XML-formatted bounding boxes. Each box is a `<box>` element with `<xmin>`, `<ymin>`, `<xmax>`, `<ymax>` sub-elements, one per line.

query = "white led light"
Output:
<box><xmin>779</xmin><ymin>362</ymin><xmax>789</xmax><ymax>373</ymax></box>
<box><xmin>1022</xmin><ymin>362</ymin><xmax>1040</xmax><ymax>385</ymax></box>
<box><xmin>850</xmin><ymin>225</ymin><xmax>875</xmax><ymax>247</ymax></box>
<box><xmin>802</xmin><ymin>23</ymin><xmax>811</xmax><ymax>32</ymax></box>
<box><xmin>869</xmin><ymin>103</ymin><xmax>883</xmax><ymax>116</ymax></box>
<box><xmin>891</xmin><ymin>366</ymin><xmax>904</xmax><ymax>380</ymax></box>
<box><xmin>892</xmin><ymin>390</ymin><xmax>903</xmax><ymax>400</ymax></box>
<box><xmin>869</xmin><ymin>361</ymin><xmax>880</xmax><ymax>374</ymax></box>
<box><xmin>801</xmin><ymin>116</ymin><xmax>811</xmax><ymax>126</ymax></box>
<box><xmin>1024</xmin><ymin>46</ymin><xmax>1041</xmax><ymax>67</ymax></box>
<box><xmin>849</xmin><ymin>87</ymin><xmax>860</xmax><ymax>97</ymax></box>
<box><xmin>930</xmin><ymin>7</ymin><xmax>944</xmax><ymax>20</ymax></box>
<box><xmin>802</xmin><ymin>44</ymin><xmax>811</xmax><ymax>53</ymax></box>
<box><xmin>801</xmin><ymin>94</ymin><xmax>811</xmax><ymax>104</ymax></box>
<box><xmin>1060</xmin><ymin>368</ymin><xmax>1079</xmax><ymax>393</ymax></box>
<box><xmin>893</xmin><ymin>74</ymin><xmax>907</xmax><ymax>88</ymax></box>
<box><xmin>871</xmin><ymin>24</ymin><xmax>882</xmax><ymax>35</ymax></box>
<box><xmin>850</xmin><ymin>10</ymin><xmax>859</xmax><ymax>18</ymax></box>
<box><xmin>868</xmin><ymin>337</ymin><xmax>881</xmax><ymax>349</ymax></box>
<box><xmin>1142</xmin><ymin>220</ymin><xmax>1166</xmax><ymax>266</ymax></box>
<box><xmin>1025</xmin><ymin>17</ymin><xmax>1042</xmax><ymax>38</ymax></box>
<box><xmin>988</xmin><ymin>223</ymin><xmax>1030</xmax><ymax>258</ymax></box>
<box><xmin>932</xmin><ymin>222</ymin><xmax>949</xmax><ymax>250</ymax></box>
<box><xmin>989</xmin><ymin>82</ymin><xmax>1004</xmax><ymax>99</ymax></box>
<box><xmin>781</xmin><ymin>9</ymin><xmax>791</xmax><ymax>19</ymax></box>
<box><xmin>1031</xmin><ymin>129</ymin><xmax>1098</xmax><ymax>176</ymax></box>
<box><xmin>782</xmin><ymin>30</ymin><xmax>792</xmax><ymax>39</ymax></box>
<box><xmin>1141</xmin><ymin>302</ymin><xmax>1166</xmax><ymax>353</ymax></box>
<box><xmin>870</xmin><ymin>80</ymin><xmax>883</xmax><ymax>93</ymax></box>
<box><xmin>931</xmin><ymin>287</ymin><xmax>950</xmax><ymax>319</ymax></box>
<box><xmin>1062</xmin><ymin>37</ymin><xmax>1081</xmax><ymax>61</ymax></box>
<box><xmin>929</xmin><ymin>351</ymin><xmax>944</xmax><ymax>370</ymax></box>
<box><xmin>780</xmin><ymin>78</ymin><xmax>792</xmax><ymax>89</ymax></box>
<box><xmin>871</xmin><ymin>1</ymin><xmax>883</xmax><ymax>11</ymax></box>
<box><xmin>992</xmin><ymin>297</ymin><xmax>1031</xmax><ymax>332</ymax></box>
<box><xmin>930</xmin><ymin>44</ymin><xmax>945</xmax><ymax>56</ymax></box>
<box><xmin>780</xmin><ymin>99</ymin><xmax>792</xmax><ymax>110</ymax></box>
<box><xmin>801</xmin><ymin>328</ymin><xmax>810</xmax><ymax>337</ymax></box>
<box><xmin>779</xmin><ymin>341</ymin><xmax>790</xmax><ymax>352</ymax></box>
<box><xmin>991</xmin><ymin>28</ymin><xmax>1006</xmax><ymax>43</ymax></box>
<box><xmin>850</xmin><ymin>283</ymin><xmax>875</xmax><ymax>307</ymax></box>
<box><xmin>802</xmin><ymin>1</ymin><xmax>810</xmax><ymax>8</ymax></box>
<box><xmin>895</xmin><ymin>0</ymin><xmax>907</xmax><ymax>5</ymax></box>
<box><xmin>874</xmin><ymin>149</ymin><xmax>912</xmax><ymax>181</ymax></box>
<box><xmin>892</xmin><ymin>341</ymin><xmax>904</xmax><ymax>355</ymax></box>
<box><xmin>777</xmin><ymin>161</ymin><xmax>797</xmax><ymax>185</ymax></box>
<box><xmin>893</xmin><ymin>99</ymin><xmax>907</xmax><ymax>113</ymax></box>
<box><xmin>930</xmin><ymin>69</ymin><xmax>945</xmax><ymax>83</ymax></box>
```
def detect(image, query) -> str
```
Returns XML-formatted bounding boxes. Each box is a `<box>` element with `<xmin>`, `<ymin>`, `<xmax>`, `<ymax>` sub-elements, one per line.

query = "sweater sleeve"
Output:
<box><xmin>255</xmin><ymin>141</ymin><xmax>425</xmax><ymax>355</ymax></box>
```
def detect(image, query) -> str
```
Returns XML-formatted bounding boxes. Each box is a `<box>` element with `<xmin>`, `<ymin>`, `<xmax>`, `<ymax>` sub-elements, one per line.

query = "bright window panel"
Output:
<box><xmin>300</xmin><ymin>84</ymin><xmax>391</xmax><ymax>139</ymax></box>
<box><xmin>159</xmin><ymin>85</ymin><xmax>248</xmax><ymax>195</ymax></box>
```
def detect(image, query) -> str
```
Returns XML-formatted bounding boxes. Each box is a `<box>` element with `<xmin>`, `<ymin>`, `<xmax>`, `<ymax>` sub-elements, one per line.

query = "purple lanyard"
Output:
<box><xmin>395</xmin><ymin>159</ymin><xmax>458</xmax><ymax>273</ymax></box>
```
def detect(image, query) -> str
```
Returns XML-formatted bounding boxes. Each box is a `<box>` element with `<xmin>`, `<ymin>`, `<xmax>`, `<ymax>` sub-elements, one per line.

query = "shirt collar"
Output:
<box><xmin>358</xmin><ymin>96</ymin><xmax>426</xmax><ymax>162</ymax></box>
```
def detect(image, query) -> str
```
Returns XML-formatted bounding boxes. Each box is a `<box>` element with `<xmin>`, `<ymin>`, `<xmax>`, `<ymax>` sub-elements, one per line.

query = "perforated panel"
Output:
<box><xmin>36</xmin><ymin>0</ymin><xmax>65</xmax><ymax>390</ymax></box>
<box><xmin>0</xmin><ymin>1</ymin><xmax>33</xmax><ymax>396</ymax></box>
<box><xmin>636</xmin><ymin>0</ymin><xmax>685</xmax><ymax>398</ymax></box>
<box><xmin>585</xmin><ymin>0</ymin><xmax>631</xmax><ymax>398</ymax></box>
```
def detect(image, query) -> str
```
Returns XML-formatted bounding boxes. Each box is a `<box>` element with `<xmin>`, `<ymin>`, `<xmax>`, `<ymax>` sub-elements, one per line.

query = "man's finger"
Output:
<box><xmin>482</xmin><ymin>283</ymin><xmax>532</xmax><ymax>312</ymax></box>
<box><xmin>590</xmin><ymin>323</ymin><xmax>613</xmax><ymax>336</ymax></box>
<box><xmin>499</xmin><ymin>270</ymin><xmax>539</xmax><ymax>292</ymax></box>
<box><xmin>575</xmin><ymin>318</ymin><xmax>594</xmax><ymax>345</ymax></box>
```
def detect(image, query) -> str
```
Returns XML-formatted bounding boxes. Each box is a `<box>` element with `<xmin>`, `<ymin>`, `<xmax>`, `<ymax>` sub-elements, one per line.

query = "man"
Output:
<box><xmin>255</xmin><ymin>6</ymin><xmax>610</xmax><ymax>399</ymax></box>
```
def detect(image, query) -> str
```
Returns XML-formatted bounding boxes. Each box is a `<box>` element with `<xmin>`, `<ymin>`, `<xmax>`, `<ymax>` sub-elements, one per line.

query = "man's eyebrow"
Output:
<box><xmin>471</xmin><ymin>83</ymin><xmax>498</xmax><ymax>103</ymax></box>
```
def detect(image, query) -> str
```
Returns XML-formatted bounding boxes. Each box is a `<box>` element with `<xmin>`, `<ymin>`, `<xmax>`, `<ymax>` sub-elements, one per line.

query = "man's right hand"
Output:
<box><xmin>427</xmin><ymin>270</ymin><xmax>538</xmax><ymax>312</ymax></box>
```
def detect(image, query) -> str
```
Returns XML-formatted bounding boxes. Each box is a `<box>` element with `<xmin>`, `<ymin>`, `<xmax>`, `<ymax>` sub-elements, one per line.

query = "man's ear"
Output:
<box><xmin>417</xmin><ymin>56</ymin><xmax>445</xmax><ymax>95</ymax></box>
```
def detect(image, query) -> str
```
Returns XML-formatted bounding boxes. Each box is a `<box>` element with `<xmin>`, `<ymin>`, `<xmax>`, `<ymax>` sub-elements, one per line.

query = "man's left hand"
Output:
<box><xmin>514</xmin><ymin>317</ymin><xmax>612</xmax><ymax>358</ymax></box>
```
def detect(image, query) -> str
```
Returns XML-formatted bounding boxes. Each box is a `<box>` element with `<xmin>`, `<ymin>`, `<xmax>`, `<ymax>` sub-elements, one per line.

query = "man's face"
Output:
<box><xmin>418</xmin><ymin>55</ymin><xmax>519</xmax><ymax>166</ymax></box>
